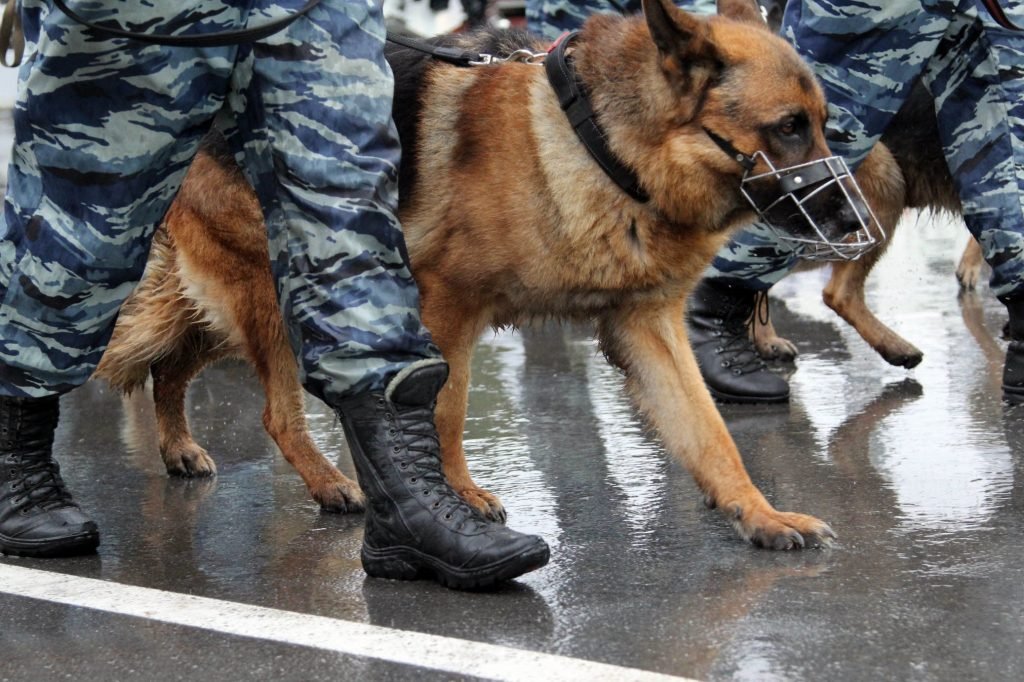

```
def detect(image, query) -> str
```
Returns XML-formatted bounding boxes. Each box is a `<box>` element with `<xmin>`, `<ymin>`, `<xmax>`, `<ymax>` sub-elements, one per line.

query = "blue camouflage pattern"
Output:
<box><xmin>526</xmin><ymin>0</ymin><xmax>718</xmax><ymax>40</ymax></box>
<box><xmin>781</xmin><ymin>0</ymin><xmax>1024</xmax><ymax>302</ymax></box>
<box><xmin>0</xmin><ymin>0</ymin><xmax>440</xmax><ymax>402</ymax></box>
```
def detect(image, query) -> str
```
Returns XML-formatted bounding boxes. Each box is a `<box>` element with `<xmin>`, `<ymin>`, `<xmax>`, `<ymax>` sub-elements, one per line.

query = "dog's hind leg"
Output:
<box><xmin>228</xmin><ymin>267</ymin><xmax>366</xmax><ymax>513</ymax></box>
<box><xmin>150</xmin><ymin>332</ymin><xmax>225</xmax><ymax>477</ymax></box>
<box><xmin>956</xmin><ymin>238</ymin><xmax>985</xmax><ymax>291</ymax></box>
<box><xmin>751</xmin><ymin>292</ymin><xmax>798</xmax><ymax>361</ymax></box>
<box><xmin>599</xmin><ymin>300</ymin><xmax>834</xmax><ymax>549</ymax></box>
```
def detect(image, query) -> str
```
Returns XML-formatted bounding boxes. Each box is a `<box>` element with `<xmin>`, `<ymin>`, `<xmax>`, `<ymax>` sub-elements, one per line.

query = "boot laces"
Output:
<box><xmin>393</xmin><ymin>405</ymin><xmax>488</xmax><ymax>531</ymax></box>
<box><xmin>715</xmin><ymin>291</ymin><xmax>771</xmax><ymax>376</ymax></box>
<box><xmin>9</xmin><ymin>451</ymin><xmax>76</xmax><ymax>514</ymax></box>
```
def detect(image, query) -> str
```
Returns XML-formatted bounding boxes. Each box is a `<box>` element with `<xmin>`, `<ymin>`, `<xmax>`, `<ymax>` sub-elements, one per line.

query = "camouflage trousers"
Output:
<box><xmin>528</xmin><ymin>0</ymin><xmax>1024</xmax><ymax>298</ymax></box>
<box><xmin>0</xmin><ymin>0</ymin><xmax>439</xmax><ymax>401</ymax></box>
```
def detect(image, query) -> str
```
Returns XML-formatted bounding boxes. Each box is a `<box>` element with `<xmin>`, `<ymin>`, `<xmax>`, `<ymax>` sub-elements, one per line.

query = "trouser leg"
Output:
<box><xmin>219</xmin><ymin>0</ymin><xmax>439</xmax><ymax>406</ymax></box>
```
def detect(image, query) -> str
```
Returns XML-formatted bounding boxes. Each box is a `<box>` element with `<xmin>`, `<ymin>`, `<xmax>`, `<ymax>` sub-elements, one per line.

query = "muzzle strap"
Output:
<box><xmin>703</xmin><ymin>127</ymin><xmax>756</xmax><ymax>172</ymax></box>
<box><xmin>776</xmin><ymin>156</ymin><xmax>847</xmax><ymax>194</ymax></box>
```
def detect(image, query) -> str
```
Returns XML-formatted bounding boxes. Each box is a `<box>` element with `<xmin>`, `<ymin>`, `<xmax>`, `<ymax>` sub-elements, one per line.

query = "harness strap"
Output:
<box><xmin>52</xmin><ymin>0</ymin><xmax>321</xmax><ymax>47</ymax></box>
<box><xmin>544</xmin><ymin>31</ymin><xmax>649</xmax><ymax>203</ymax></box>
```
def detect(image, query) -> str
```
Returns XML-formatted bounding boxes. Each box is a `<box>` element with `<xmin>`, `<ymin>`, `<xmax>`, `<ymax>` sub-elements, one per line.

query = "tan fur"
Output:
<box><xmin>96</xmin><ymin>0</ymin><xmax>839</xmax><ymax>548</ymax></box>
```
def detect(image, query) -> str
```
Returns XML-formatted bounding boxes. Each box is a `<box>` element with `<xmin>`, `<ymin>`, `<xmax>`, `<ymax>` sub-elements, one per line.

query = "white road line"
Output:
<box><xmin>0</xmin><ymin>564</ymin><xmax>697</xmax><ymax>682</ymax></box>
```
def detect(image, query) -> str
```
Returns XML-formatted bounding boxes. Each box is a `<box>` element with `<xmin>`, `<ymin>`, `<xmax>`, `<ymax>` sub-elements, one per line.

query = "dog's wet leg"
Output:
<box><xmin>599</xmin><ymin>302</ymin><xmax>835</xmax><ymax>550</ymax></box>
<box><xmin>151</xmin><ymin>336</ymin><xmax>223</xmax><ymax>478</ymax></box>
<box><xmin>419</xmin><ymin>286</ymin><xmax>507</xmax><ymax>522</ymax></box>
<box><xmin>826</xmin><ymin>144</ymin><xmax>923</xmax><ymax>368</ymax></box>
<box><xmin>750</xmin><ymin>294</ymin><xmax>798</xmax><ymax>361</ymax></box>
<box><xmin>956</xmin><ymin>238</ymin><xmax>985</xmax><ymax>291</ymax></box>
<box><xmin>238</xmin><ymin>283</ymin><xmax>365</xmax><ymax>514</ymax></box>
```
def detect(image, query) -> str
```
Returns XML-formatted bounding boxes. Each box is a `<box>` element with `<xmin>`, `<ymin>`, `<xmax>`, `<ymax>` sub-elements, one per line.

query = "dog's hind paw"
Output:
<box><xmin>162</xmin><ymin>442</ymin><xmax>217</xmax><ymax>478</ymax></box>
<box><xmin>730</xmin><ymin>505</ymin><xmax>836</xmax><ymax>550</ymax></box>
<box><xmin>312</xmin><ymin>475</ymin><xmax>366</xmax><ymax>514</ymax></box>
<box><xmin>459</xmin><ymin>486</ymin><xmax>507</xmax><ymax>524</ymax></box>
<box><xmin>755</xmin><ymin>335</ymin><xmax>798</xmax><ymax>362</ymax></box>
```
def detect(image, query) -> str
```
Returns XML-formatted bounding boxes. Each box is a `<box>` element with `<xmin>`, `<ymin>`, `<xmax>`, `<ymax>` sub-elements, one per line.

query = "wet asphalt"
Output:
<box><xmin>2</xmin><ymin>209</ymin><xmax>1023</xmax><ymax>681</ymax></box>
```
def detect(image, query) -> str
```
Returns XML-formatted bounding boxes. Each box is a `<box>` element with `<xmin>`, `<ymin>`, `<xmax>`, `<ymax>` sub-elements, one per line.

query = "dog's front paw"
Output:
<box><xmin>459</xmin><ymin>486</ymin><xmax>507</xmax><ymax>524</ymax></box>
<box><xmin>879</xmin><ymin>339</ymin><xmax>924</xmax><ymax>369</ymax></box>
<box><xmin>729</xmin><ymin>504</ymin><xmax>835</xmax><ymax>550</ymax></box>
<box><xmin>162</xmin><ymin>442</ymin><xmax>217</xmax><ymax>477</ymax></box>
<box><xmin>311</xmin><ymin>473</ymin><xmax>366</xmax><ymax>514</ymax></box>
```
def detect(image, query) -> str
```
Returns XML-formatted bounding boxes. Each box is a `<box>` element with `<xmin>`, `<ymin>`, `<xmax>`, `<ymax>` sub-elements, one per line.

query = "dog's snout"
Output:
<box><xmin>836</xmin><ymin>192</ymin><xmax>870</xmax><ymax>235</ymax></box>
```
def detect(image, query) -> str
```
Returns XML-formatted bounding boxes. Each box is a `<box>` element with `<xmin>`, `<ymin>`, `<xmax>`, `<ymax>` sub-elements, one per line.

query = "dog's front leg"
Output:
<box><xmin>598</xmin><ymin>302</ymin><xmax>835</xmax><ymax>549</ymax></box>
<box><xmin>419</xmin><ymin>284</ymin><xmax>507</xmax><ymax>523</ymax></box>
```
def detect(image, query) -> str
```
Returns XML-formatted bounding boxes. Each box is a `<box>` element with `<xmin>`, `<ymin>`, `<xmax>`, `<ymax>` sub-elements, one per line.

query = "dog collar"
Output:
<box><xmin>545</xmin><ymin>32</ymin><xmax>649</xmax><ymax>203</ymax></box>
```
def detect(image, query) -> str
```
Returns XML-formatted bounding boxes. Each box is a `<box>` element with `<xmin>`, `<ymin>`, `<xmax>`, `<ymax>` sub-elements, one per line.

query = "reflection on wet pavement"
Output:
<box><xmin>5</xmin><ymin>213</ymin><xmax>1024</xmax><ymax>680</ymax></box>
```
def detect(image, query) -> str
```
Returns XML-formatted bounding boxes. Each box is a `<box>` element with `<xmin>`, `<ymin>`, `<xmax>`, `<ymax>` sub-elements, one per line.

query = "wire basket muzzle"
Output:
<box><xmin>739</xmin><ymin>153</ymin><xmax>885</xmax><ymax>262</ymax></box>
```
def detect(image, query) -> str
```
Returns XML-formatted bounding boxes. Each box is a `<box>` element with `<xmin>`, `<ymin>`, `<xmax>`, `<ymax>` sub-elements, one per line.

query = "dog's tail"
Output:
<box><xmin>94</xmin><ymin>228</ymin><xmax>205</xmax><ymax>394</ymax></box>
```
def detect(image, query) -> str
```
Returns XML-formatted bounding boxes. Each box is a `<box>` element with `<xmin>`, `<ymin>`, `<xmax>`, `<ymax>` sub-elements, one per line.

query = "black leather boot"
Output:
<box><xmin>335</xmin><ymin>361</ymin><xmax>549</xmax><ymax>590</ymax></box>
<box><xmin>0</xmin><ymin>395</ymin><xmax>100</xmax><ymax>557</ymax></box>
<box><xmin>1002</xmin><ymin>297</ymin><xmax>1024</xmax><ymax>404</ymax></box>
<box><xmin>687</xmin><ymin>279</ymin><xmax>790</xmax><ymax>403</ymax></box>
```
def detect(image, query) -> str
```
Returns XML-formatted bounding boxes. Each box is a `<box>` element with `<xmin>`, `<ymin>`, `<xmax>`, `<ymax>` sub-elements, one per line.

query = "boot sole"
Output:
<box><xmin>361</xmin><ymin>542</ymin><xmax>550</xmax><ymax>591</ymax></box>
<box><xmin>708</xmin><ymin>387</ymin><xmax>789</xmax><ymax>404</ymax></box>
<box><xmin>0</xmin><ymin>529</ymin><xmax>100</xmax><ymax>558</ymax></box>
<box><xmin>1004</xmin><ymin>383</ymin><xmax>1024</xmax><ymax>405</ymax></box>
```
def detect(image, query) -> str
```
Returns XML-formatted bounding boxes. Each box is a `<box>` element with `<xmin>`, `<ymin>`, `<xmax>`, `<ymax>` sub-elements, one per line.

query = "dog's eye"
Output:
<box><xmin>777</xmin><ymin>118</ymin><xmax>799</xmax><ymax>137</ymax></box>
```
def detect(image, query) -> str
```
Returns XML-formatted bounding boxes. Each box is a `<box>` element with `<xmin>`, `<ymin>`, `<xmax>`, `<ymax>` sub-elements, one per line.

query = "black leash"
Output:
<box><xmin>383</xmin><ymin>31</ymin><xmax>490</xmax><ymax>67</ymax></box>
<box><xmin>544</xmin><ymin>31</ymin><xmax>648</xmax><ymax>203</ymax></box>
<box><xmin>978</xmin><ymin>0</ymin><xmax>1024</xmax><ymax>31</ymax></box>
<box><xmin>52</xmin><ymin>0</ymin><xmax>321</xmax><ymax>47</ymax></box>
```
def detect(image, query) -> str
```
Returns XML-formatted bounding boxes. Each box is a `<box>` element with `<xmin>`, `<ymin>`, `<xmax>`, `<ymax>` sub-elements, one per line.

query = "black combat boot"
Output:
<box><xmin>0</xmin><ymin>395</ymin><xmax>100</xmax><ymax>557</ymax></box>
<box><xmin>335</xmin><ymin>361</ymin><xmax>549</xmax><ymax>590</ymax></box>
<box><xmin>1002</xmin><ymin>297</ymin><xmax>1024</xmax><ymax>405</ymax></box>
<box><xmin>687</xmin><ymin>279</ymin><xmax>790</xmax><ymax>403</ymax></box>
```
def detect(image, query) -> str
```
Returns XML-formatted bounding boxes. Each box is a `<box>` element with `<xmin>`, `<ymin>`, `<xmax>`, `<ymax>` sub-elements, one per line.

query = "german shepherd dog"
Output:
<box><xmin>96</xmin><ymin>0</ymin><xmax>865</xmax><ymax>549</ymax></box>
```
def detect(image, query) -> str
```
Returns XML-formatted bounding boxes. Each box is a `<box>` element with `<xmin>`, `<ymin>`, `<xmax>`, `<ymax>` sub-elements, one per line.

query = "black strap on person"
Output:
<box><xmin>52</xmin><ymin>0</ymin><xmax>322</xmax><ymax>47</ymax></box>
<box><xmin>978</xmin><ymin>0</ymin><xmax>1024</xmax><ymax>31</ymax></box>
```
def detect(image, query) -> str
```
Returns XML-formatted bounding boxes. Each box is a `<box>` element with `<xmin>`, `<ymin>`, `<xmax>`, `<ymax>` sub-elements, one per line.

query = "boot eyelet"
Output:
<box><xmin>393</xmin><ymin>446</ymin><xmax>401</xmax><ymax>454</ymax></box>
<box><xmin>422</xmin><ymin>490</ymin><xmax>430</xmax><ymax>496</ymax></box>
<box><xmin>733</xmin><ymin>369</ymin><xmax>742</xmax><ymax>375</ymax></box>
<box><xmin>721</xmin><ymin>360</ymin><xmax>730</xmax><ymax>368</ymax></box>
<box><xmin>432</xmin><ymin>501</ymin><xmax>440</xmax><ymax>509</ymax></box>
<box><xmin>410</xmin><ymin>477</ymin><xmax>417</xmax><ymax>483</ymax></box>
<box><xmin>444</xmin><ymin>513</ymin><xmax>452</xmax><ymax>520</ymax></box>
<box><xmin>399</xmin><ymin>462</ymin><xmax>408</xmax><ymax>469</ymax></box>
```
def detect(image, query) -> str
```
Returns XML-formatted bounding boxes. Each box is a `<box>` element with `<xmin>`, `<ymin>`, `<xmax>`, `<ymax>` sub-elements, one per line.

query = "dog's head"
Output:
<box><xmin>611</xmin><ymin>0</ymin><xmax>879</xmax><ymax>258</ymax></box>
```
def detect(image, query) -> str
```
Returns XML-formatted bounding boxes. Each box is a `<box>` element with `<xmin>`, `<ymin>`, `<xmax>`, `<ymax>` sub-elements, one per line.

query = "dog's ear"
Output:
<box><xmin>642</xmin><ymin>0</ymin><xmax>720</xmax><ymax>88</ymax></box>
<box><xmin>717</xmin><ymin>0</ymin><xmax>773</xmax><ymax>31</ymax></box>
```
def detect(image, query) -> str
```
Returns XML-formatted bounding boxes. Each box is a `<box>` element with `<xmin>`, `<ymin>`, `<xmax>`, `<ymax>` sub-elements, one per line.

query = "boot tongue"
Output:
<box><xmin>387</xmin><ymin>361</ymin><xmax>449</xmax><ymax>407</ymax></box>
